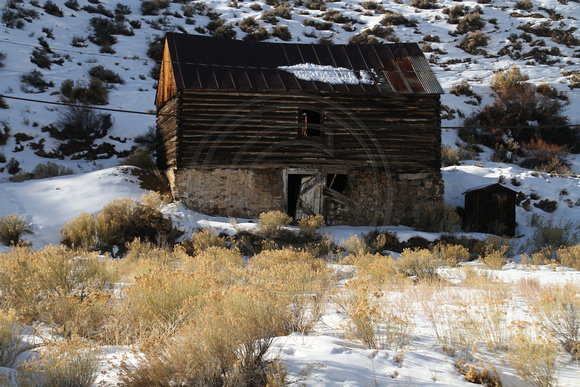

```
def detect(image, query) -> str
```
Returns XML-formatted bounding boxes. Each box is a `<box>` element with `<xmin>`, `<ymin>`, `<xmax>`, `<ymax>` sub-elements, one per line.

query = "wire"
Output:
<box><xmin>3</xmin><ymin>93</ymin><xmax>580</xmax><ymax>131</ymax></box>
<box><xmin>0</xmin><ymin>94</ymin><xmax>155</xmax><ymax>116</ymax></box>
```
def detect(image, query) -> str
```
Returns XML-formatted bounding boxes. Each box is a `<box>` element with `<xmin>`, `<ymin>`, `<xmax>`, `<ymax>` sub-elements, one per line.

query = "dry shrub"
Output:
<box><xmin>350</xmin><ymin>253</ymin><xmax>399</xmax><ymax>285</ymax></box>
<box><xmin>458</xmin><ymin>31</ymin><xmax>490</xmax><ymax>54</ymax></box>
<box><xmin>0</xmin><ymin>214</ymin><xmax>33</xmax><ymax>246</ymax></box>
<box><xmin>456</xmin><ymin>12</ymin><xmax>485</xmax><ymax>35</ymax></box>
<box><xmin>250</xmin><ymin>249</ymin><xmax>333</xmax><ymax>335</ymax></box>
<box><xmin>120</xmin><ymin>285</ymin><xmax>286</xmax><ymax>386</ymax></box>
<box><xmin>396</xmin><ymin>248</ymin><xmax>439</xmax><ymax>281</ymax></box>
<box><xmin>183</xmin><ymin>228</ymin><xmax>227</xmax><ymax>256</ymax></box>
<box><xmin>507</xmin><ymin>323</ymin><xmax>559</xmax><ymax>387</ymax></box>
<box><xmin>96</xmin><ymin>198</ymin><xmax>181</xmax><ymax>255</ymax></box>
<box><xmin>61</xmin><ymin>212</ymin><xmax>97</xmax><ymax>250</ymax></box>
<box><xmin>258</xmin><ymin>211</ymin><xmax>292</xmax><ymax>239</ymax></box>
<box><xmin>342</xmin><ymin>234</ymin><xmax>371</xmax><ymax>257</ymax></box>
<box><xmin>481</xmin><ymin>241</ymin><xmax>508</xmax><ymax>270</ymax></box>
<box><xmin>39</xmin><ymin>291</ymin><xmax>111</xmax><ymax>340</ymax></box>
<box><xmin>410</xmin><ymin>0</ymin><xmax>438</xmax><ymax>9</ymax></box>
<box><xmin>520</xmin><ymin>137</ymin><xmax>570</xmax><ymax>174</ymax></box>
<box><xmin>533</xmin><ymin>283</ymin><xmax>580</xmax><ymax>359</ymax></box>
<box><xmin>297</xmin><ymin>214</ymin><xmax>325</xmax><ymax>239</ymax></box>
<box><xmin>140</xmin><ymin>190</ymin><xmax>171</xmax><ymax>211</ymax></box>
<box><xmin>490</xmin><ymin>66</ymin><xmax>529</xmax><ymax>96</ymax></box>
<box><xmin>17</xmin><ymin>339</ymin><xmax>100</xmax><ymax>387</ymax></box>
<box><xmin>63</xmin><ymin>198</ymin><xmax>182</xmax><ymax>254</ymax></box>
<box><xmin>112</xmin><ymin>267</ymin><xmax>211</xmax><ymax>343</ymax></box>
<box><xmin>558</xmin><ymin>245</ymin><xmax>580</xmax><ymax>270</ymax></box>
<box><xmin>432</xmin><ymin>243</ymin><xmax>470</xmax><ymax>266</ymax></box>
<box><xmin>272</xmin><ymin>25</ymin><xmax>292</xmax><ymax>41</ymax></box>
<box><xmin>456</xmin><ymin>359</ymin><xmax>503</xmax><ymax>387</ymax></box>
<box><xmin>336</xmin><ymin>279</ymin><xmax>414</xmax><ymax>350</ymax></box>
<box><xmin>423</xmin><ymin>294</ymin><xmax>476</xmax><ymax>356</ymax></box>
<box><xmin>413</xmin><ymin>201</ymin><xmax>460</xmax><ymax>233</ymax></box>
<box><xmin>0</xmin><ymin>246</ymin><xmax>116</xmax><ymax>323</ymax></box>
<box><xmin>0</xmin><ymin>308</ymin><xmax>32</xmax><ymax>368</ymax></box>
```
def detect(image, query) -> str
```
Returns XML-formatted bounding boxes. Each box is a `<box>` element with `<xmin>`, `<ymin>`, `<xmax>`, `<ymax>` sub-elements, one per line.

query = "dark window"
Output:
<box><xmin>327</xmin><ymin>173</ymin><xmax>348</xmax><ymax>193</ymax></box>
<box><xmin>300</xmin><ymin>109</ymin><xmax>322</xmax><ymax>137</ymax></box>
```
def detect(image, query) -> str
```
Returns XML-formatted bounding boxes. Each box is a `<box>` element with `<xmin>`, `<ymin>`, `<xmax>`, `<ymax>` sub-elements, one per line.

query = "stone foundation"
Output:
<box><xmin>172</xmin><ymin>167</ymin><xmax>443</xmax><ymax>226</ymax></box>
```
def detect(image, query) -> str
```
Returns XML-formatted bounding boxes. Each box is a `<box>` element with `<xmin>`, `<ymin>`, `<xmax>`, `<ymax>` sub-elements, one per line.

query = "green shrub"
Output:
<box><xmin>55</xmin><ymin>105</ymin><xmax>112</xmax><ymax>141</ymax></box>
<box><xmin>31</xmin><ymin>162</ymin><xmax>74</xmax><ymax>179</ymax></box>
<box><xmin>64</xmin><ymin>0</ymin><xmax>80</xmax><ymax>11</ymax></box>
<box><xmin>43</xmin><ymin>1</ymin><xmax>63</xmax><ymax>17</ymax></box>
<box><xmin>0</xmin><ymin>121</ymin><xmax>9</xmax><ymax>145</ymax></box>
<box><xmin>410</xmin><ymin>0</ymin><xmax>438</xmax><ymax>9</ymax></box>
<box><xmin>244</xmin><ymin>26</ymin><xmax>271</xmax><ymax>41</ymax></box>
<box><xmin>20</xmin><ymin>69</ymin><xmax>54</xmax><ymax>93</ymax></box>
<box><xmin>0</xmin><ymin>215</ymin><xmax>33</xmax><ymax>246</ymax></box>
<box><xmin>59</xmin><ymin>78</ymin><xmax>109</xmax><ymax>105</ymax></box>
<box><xmin>413</xmin><ymin>202</ymin><xmax>461</xmax><ymax>233</ymax></box>
<box><xmin>140</xmin><ymin>0</ymin><xmax>170</xmax><ymax>15</ymax></box>
<box><xmin>88</xmin><ymin>65</ymin><xmax>125</xmax><ymax>84</ymax></box>
<box><xmin>120</xmin><ymin>147</ymin><xmax>157</xmax><ymax>171</ymax></box>
<box><xmin>528</xmin><ymin>216</ymin><xmax>577</xmax><ymax>253</ymax></box>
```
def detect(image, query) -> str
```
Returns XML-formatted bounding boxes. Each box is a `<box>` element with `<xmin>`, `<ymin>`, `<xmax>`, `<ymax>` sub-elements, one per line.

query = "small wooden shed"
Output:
<box><xmin>463</xmin><ymin>183</ymin><xmax>517</xmax><ymax>236</ymax></box>
<box><xmin>155</xmin><ymin>33</ymin><xmax>445</xmax><ymax>226</ymax></box>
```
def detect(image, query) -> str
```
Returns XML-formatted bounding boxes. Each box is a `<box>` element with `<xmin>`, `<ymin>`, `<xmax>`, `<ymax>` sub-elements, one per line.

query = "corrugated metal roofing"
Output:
<box><xmin>164</xmin><ymin>32</ymin><xmax>444</xmax><ymax>95</ymax></box>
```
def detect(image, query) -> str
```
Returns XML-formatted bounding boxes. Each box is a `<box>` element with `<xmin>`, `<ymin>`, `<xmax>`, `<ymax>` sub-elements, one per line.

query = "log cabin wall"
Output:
<box><xmin>157</xmin><ymin>89</ymin><xmax>443</xmax><ymax>226</ymax></box>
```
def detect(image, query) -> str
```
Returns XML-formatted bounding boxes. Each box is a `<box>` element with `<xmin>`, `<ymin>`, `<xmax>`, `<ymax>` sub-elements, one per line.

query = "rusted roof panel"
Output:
<box><xmin>409</xmin><ymin>57</ymin><xmax>445</xmax><ymax>94</ymax></box>
<box><xmin>165</xmin><ymin>33</ymin><xmax>443</xmax><ymax>95</ymax></box>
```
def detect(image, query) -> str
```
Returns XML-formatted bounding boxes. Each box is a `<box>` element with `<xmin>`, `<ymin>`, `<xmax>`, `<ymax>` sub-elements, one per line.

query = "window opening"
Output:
<box><xmin>326</xmin><ymin>173</ymin><xmax>348</xmax><ymax>194</ymax></box>
<box><xmin>300</xmin><ymin>109</ymin><xmax>322</xmax><ymax>137</ymax></box>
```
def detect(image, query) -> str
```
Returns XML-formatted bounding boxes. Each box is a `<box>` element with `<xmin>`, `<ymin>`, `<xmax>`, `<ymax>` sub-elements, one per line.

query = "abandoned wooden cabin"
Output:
<box><xmin>155</xmin><ymin>33</ymin><xmax>445</xmax><ymax>226</ymax></box>
<box><xmin>463</xmin><ymin>183</ymin><xmax>517</xmax><ymax>237</ymax></box>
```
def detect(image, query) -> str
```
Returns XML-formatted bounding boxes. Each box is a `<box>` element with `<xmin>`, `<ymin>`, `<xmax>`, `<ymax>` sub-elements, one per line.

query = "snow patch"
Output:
<box><xmin>278</xmin><ymin>63</ymin><xmax>374</xmax><ymax>85</ymax></box>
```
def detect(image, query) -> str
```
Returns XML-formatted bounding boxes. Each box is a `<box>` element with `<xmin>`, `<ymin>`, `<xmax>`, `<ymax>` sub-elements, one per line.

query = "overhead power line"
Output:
<box><xmin>2</xmin><ymin>93</ymin><xmax>580</xmax><ymax>131</ymax></box>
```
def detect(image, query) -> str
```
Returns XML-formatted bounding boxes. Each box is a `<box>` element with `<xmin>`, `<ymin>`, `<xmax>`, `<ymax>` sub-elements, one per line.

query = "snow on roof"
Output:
<box><xmin>277</xmin><ymin>63</ymin><xmax>375</xmax><ymax>85</ymax></box>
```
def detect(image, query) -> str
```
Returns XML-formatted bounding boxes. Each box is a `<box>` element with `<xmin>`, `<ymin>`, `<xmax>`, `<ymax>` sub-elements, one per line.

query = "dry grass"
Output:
<box><xmin>336</xmin><ymin>279</ymin><xmax>414</xmax><ymax>350</ymax></box>
<box><xmin>532</xmin><ymin>283</ymin><xmax>580</xmax><ymax>360</ymax></box>
<box><xmin>507</xmin><ymin>322</ymin><xmax>559</xmax><ymax>387</ymax></box>
<box><xmin>17</xmin><ymin>339</ymin><xmax>101</xmax><ymax>387</ymax></box>
<box><xmin>0</xmin><ymin>246</ymin><xmax>116</xmax><ymax>323</ymax></box>
<box><xmin>119</xmin><ymin>285</ymin><xmax>286</xmax><ymax>386</ymax></box>
<box><xmin>0</xmin><ymin>308</ymin><xmax>33</xmax><ymax>368</ymax></box>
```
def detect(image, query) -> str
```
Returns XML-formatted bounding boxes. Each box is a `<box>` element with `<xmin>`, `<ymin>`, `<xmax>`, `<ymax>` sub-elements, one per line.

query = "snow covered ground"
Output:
<box><xmin>1</xmin><ymin>0</ymin><xmax>580</xmax><ymax>385</ymax></box>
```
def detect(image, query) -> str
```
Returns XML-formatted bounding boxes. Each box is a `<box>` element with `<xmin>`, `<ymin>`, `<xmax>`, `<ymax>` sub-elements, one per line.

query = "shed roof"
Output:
<box><xmin>463</xmin><ymin>183</ymin><xmax>518</xmax><ymax>195</ymax></box>
<box><xmin>163</xmin><ymin>33</ymin><xmax>444</xmax><ymax>95</ymax></box>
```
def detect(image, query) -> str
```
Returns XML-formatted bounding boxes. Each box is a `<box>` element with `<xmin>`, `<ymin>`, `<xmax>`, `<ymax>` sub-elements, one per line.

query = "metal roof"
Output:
<box><xmin>164</xmin><ymin>33</ymin><xmax>444</xmax><ymax>95</ymax></box>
